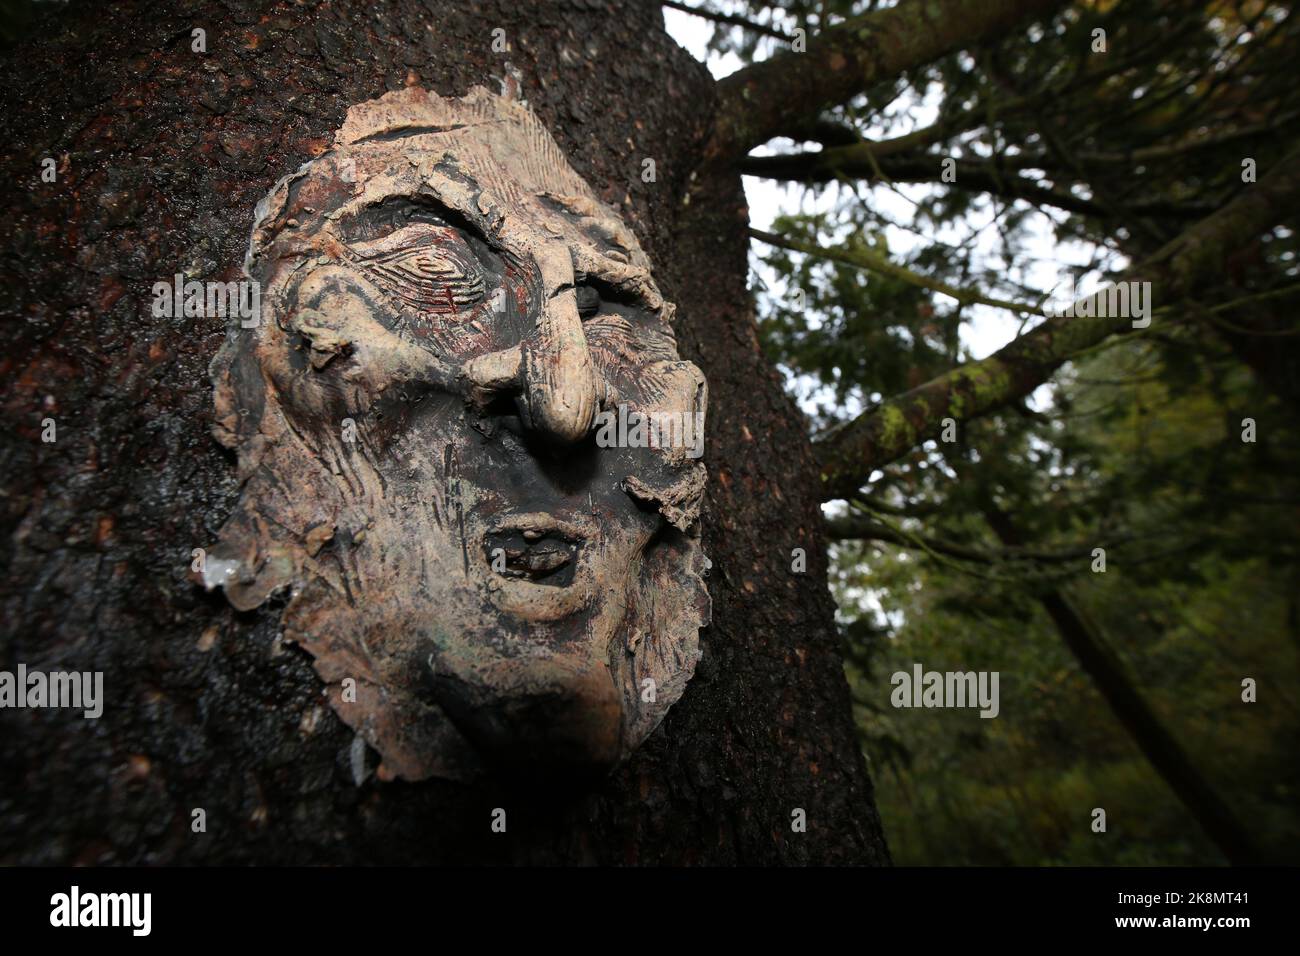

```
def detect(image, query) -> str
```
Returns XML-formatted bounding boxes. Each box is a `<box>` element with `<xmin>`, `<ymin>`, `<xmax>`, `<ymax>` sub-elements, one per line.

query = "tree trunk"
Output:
<box><xmin>0</xmin><ymin>0</ymin><xmax>888</xmax><ymax>864</ymax></box>
<box><xmin>980</xmin><ymin>506</ymin><xmax>1264</xmax><ymax>865</ymax></box>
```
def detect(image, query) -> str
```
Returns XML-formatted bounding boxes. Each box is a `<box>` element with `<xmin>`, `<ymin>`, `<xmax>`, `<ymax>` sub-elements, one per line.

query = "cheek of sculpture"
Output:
<box><xmin>203</xmin><ymin>85</ymin><xmax>708</xmax><ymax>784</ymax></box>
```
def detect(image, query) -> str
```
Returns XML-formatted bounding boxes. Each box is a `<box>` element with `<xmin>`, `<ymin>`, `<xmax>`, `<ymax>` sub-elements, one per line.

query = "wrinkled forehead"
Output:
<box><xmin>248</xmin><ymin>86</ymin><xmax>662</xmax><ymax>310</ymax></box>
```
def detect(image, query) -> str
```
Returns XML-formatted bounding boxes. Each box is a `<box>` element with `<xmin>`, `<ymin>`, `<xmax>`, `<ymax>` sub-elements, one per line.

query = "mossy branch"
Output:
<box><xmin>815</xmin><ymin>140</ymin><xmax>1300</xmax><ymax>501</ymax></box>
<box><xmin>707</xmin><ymin>0</ymin><xmax>1067</xmax><ymax>163</ymax></box>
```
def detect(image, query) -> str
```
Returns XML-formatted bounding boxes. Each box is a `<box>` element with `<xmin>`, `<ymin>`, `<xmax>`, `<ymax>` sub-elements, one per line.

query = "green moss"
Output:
<box><xmin>950</xmin><ymin>361</ymin><xmax>1013</xmax><ymax>420</ymax></box>
<box><xmin>878</xmin><ymin>403</ymin><xmax>919</xmax><ymax>453</ymax></box>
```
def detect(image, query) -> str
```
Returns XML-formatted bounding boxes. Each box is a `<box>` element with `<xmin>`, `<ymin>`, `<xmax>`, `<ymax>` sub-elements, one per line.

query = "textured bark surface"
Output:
<box><xmin>0</xmin><ymin>0</ymin><xmax>887</xmax><ymax>864</ymax></box>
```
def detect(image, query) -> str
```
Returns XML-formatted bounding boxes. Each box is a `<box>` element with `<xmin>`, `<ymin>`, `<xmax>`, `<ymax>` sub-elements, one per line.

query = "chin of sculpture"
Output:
<box><xmin>197</xmin><ymin>85</ymin><xmax>710</xmax><ymax>783</ymax></box>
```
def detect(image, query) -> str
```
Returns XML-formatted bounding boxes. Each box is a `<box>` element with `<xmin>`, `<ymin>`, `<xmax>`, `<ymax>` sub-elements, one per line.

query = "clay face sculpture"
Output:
<box><xmin>201</xmin><ymin>87</ymin><xmax>709</xmax><ymax>782</ymax></box>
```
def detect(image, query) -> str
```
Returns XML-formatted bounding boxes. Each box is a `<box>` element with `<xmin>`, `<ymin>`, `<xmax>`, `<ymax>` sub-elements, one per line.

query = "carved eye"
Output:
<box><xmin>365</xmin><ymin>241</ymin><xmax>487</xmax><ymax>313</ymax></box>
<box><xmin>573</xmin><ymin>275</ymin><xmax>645</xmax><ymax>322</ymax></box>
<box><xmin>349</xmin><ymin>226</ymin><xmax>487</xmax><ymax>315</ymax></box>
<box><xmin>574</xmin><ymin>283</ymin><xmax>601</xmax><ymax>320</ymax></box>
<box><xmin>336</xmin><ymin>200</ymin><xmax>496</xmax><ymax>318</ymax></box>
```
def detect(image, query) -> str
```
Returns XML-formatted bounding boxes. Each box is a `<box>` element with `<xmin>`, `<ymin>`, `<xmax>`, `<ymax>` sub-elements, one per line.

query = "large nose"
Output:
<box><xmin>519</xmin><ymin>247</ymin><xmax>599</xmax><ymax>444</ymax></box>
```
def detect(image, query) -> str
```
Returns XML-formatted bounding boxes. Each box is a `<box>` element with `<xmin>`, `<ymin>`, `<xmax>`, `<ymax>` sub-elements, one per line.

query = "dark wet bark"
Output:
<box><xmin>0</xmin><ymin>0</ymin><xmax>887</xmax><ymax>864</ymax></box>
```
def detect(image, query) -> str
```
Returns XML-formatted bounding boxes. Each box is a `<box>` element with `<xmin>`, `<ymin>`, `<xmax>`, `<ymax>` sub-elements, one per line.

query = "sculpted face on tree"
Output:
<box><xmin>201</xmin><ymin>87</ymin><xmax>709</xmax><ymax>782</ymax></box>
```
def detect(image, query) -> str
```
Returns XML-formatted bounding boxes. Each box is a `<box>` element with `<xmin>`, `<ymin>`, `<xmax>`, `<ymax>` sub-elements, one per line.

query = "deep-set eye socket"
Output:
<box><xmin>360</xmin><ymin>238</ymin><xmax>488</xmax><ymax>314</ymax></box>
<box><xmin>338</xmin><ymin>203</ymin><xmax>490</xmax><ymax>316</ymax></box>
<box><xmin>574</xmin><ymin>284</ymin><xmax>602</xmax><ymax>319</ymax></box>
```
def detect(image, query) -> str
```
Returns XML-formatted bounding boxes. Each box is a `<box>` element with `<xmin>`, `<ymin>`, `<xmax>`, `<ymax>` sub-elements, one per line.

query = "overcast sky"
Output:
<box><xmin>661</xmin><ymin>7</ymin><xmax>1103</xmax><ymax>374</ymax></box>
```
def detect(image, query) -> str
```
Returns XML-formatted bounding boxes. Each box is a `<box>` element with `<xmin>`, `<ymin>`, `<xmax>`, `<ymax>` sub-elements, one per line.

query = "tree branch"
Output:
<box><xmin>707</xmin><ymin>0</ymin><xmax>1066</xmax><ymax>162</ymax></box>
<box><xmin>814</xmin><ymin>140</ymin><xmax>1300</xmax><ymax>501</ymax></box>
<box><xmin>751</xmin><ymin>227</ymin><xmax>1046</xmax><ymax>316</ymax></box>
<box><xmin>740</xmin><ymin>151</ymin><xmax>1216</xmax><ymax>220</ymax></box>
<box><xmin>662</xmin><ymin>2</ymin><xmax>789</xmax><ymax>41</ymax></box>
<box><xmin>827</xmin><ymin>513</ymin><xmax>1111</xmax><ymax>564</ymax></box>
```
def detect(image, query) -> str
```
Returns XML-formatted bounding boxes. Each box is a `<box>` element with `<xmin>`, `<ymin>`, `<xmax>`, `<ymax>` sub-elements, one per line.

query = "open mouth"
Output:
<box><xmin>484</xmin><ymin>515</ymin><xmax>587</xmax><ymax>587</ymax></box>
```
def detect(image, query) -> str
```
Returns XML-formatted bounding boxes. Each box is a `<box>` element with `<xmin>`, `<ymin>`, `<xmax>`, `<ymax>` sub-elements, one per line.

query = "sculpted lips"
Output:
<box><xmin>484</xmin><ymin>514</ymin><xmax>589</xmax><ymax>587</ymax></box>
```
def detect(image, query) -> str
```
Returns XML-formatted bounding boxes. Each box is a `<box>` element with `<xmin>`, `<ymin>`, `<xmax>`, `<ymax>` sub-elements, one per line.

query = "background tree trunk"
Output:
<box><xmin>0</xmin><ymin>0</ymin><xmax>888</xmax><ymax>864</ymax></box>
<box><xmin>979</xmin><ymin>505</ymin><xmax>1264</xmax><ymax>865</ymax></box>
